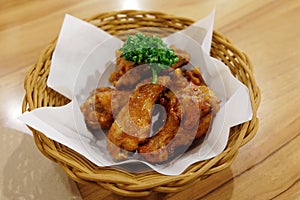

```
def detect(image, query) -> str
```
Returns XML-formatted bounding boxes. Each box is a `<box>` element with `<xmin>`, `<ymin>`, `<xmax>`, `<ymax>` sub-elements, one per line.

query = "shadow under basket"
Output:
<box><xmin>22</xmin><ymin>10</ymin><xmax>261</xmax><ymax>197</ymax></box>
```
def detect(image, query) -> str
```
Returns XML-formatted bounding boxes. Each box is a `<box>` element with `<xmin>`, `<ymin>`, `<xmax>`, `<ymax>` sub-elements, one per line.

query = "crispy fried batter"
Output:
<box><xmin>111</xmin><ymin>89</ymin><xmax>132</xmax><ymax>118</ymax></box>
<box><xmin>170</xmin><ymin>45</ymin><xmax>191</xmax><ymax>69</ymax></box>
<box><xmin>106</xmin><ymin>113</ymin><xmax>139</xmax><ymax>160</ymax></box>
<box><xmin>138</xmin><ymin>90</ymin><xmax>181</xmax><ymax>162</ymax></box>
<box><xmin>196</xmin><ymin>113</ymin><xmax>212</xmax><ymax>138</ymax></box>
<box><xmin>128</xmin><ymin>76</ymin><xmax>171</xmax><ymax>127</ymax></box>
<box><xmin>106</xmin><ymin>76</ymin><xmax>170</xmax><ymax>160</ymax></box>
<box><xmin>138</xmin><ymin>77</ymin><xmax>220</xmax><ymax>163</ymax></box>
<box><xmin>80</xmin><ymin>87</ymin><xmax>131</xmax><ymax>131</ymax></box>
<box><xmin>80</xmin><ymin>87</ymin><xmax>114</xmax><ymax>130</ymax></box>
<box><xmin>115</xmin><ymin>64</ymin><xmax>152</xmax><ymax>89</ymax></box>
<box><xmin>109</xmin><ymin>50</ymin><xmax>135</xmax><ymax>86</ymax></box>
<box><xmin>183</xmin><ymin>67</ymin><xmax>206</xmax><ymax>86</ymax></box>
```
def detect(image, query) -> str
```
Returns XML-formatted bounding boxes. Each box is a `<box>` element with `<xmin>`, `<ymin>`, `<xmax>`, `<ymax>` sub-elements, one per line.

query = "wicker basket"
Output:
<box><xmin>22</xmin><ymin>10</ymin><xmax>261</xmax><ymax>197</ymax></box>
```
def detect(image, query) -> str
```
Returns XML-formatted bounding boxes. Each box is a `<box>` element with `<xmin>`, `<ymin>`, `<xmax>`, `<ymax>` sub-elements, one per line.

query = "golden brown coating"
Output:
<box><xmin>109</xmin><ymin>50</ymin><xmax>135</xmax><ymax>86</ymax></box>
<box><xmin>174</xmin><ymin>84</ymin><xmax>219</xmax><ymax>142</ymax></box>
<box><xmin>183</xmin><ymin>67</ymin><xmax>206</xmax><ymax>86</ymax></box>
<box><xmin>114</xmin><ymin>64</ymin><xmax>151</xmax><ymax>90</ymax></box>
<box><xmin>138</xmin><ymin>90</ymin><xmax>182</xmax><ymax>163</ymax></box>
<box><xmin>195</xmin><ymin>113</ymin><xmax>212</xmax><ymax>139</ymax></box>
<box><xmin>111</xmin><ymin>89</ymin><xmax>132</xmax><ymax>118</ymax></box>
<box><xmin>105</xmin><ymin>68</ymin><xmax>220</xmax><ymax>163</ymax></box>
<box><xmin>138</xmin><ymin>80</ymin><xmax>220</xmax><ymax>163</ymax></box>
<box><xmin>106</xmin><ymin>76</ymin><xmax>170</xmax><ymax>161</ymax></box>
<box><xmin>128</xmin><ymin>76</ymin><xmax>171</xmax><ymax>128</ymax></box>
<box><xmin>80</xmin><ymin>87</ymin><xmax>114</xmax><ymax>130</ymax></box>
<box><xmin>80</xmin><ymin>87</ymin><xmax>131</xmax><ymax>131</ymax></box>
<box><xmin>171</xmin><ymin>84</ymin><xmax>219</xmax><ymax>151</ymax></box>
<box><xmin>170</xmin><ymin>45</ymin><xmax>191</xmax><ymax>69</ymax></box>
<box><xmin>106</xmin><ymin>114</ymin><xmax>139</xmax><ymax>160</ymax></box>
<box><xmin>197</xmin><ymin>85</ymin><xmax>220</xmax><ymax>116</ymax></box>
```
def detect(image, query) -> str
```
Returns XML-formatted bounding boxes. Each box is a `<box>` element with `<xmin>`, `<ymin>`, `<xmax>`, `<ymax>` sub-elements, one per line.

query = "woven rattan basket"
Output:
<box><xmin>22</xmin><ymin>10</ymin><xmax>260</xmax><ymax>197</ymax></box>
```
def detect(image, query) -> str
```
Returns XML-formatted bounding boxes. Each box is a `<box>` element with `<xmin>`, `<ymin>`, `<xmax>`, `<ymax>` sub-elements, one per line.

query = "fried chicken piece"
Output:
<box><xmin>109</xmin><ymin>50</ymin><xmax>135</xmax><ymax>86</ymax></box>
<box><xmin>194</xmin><ymin>85</ymin><xmax>219</xmax><ymax>138</ymax></box>
<box><xmin>138</xmin><ymin>75</ymin><xmax>220</xmax><ymax>163</ymax></box>
<box><xmin>80</xmin><ymin>87</ymin><xmax>131</xmax><ymax>131</ymax></box>
<box><xmin>107</xmin><ymin>76</ymin><xmax>170</xmax><ymax>161</ymax></box>
<box><xmin>164</xmin><ymin>86</ymin><xmax>219</xmax><ymax>159</ymax></box>
<box><xmin>183</xmin><ymin>67</ymin><xmax>206</xmax><ymax>86</ymax></box>
<box><xmin>114</xmin><ymin>64</ymin><xmax>152</xmax><ymax>90</ymax></box>
<box><xmin>106</xmin><ymin>113</ymin><xmax>138</xmax><ymax>160</ymax></box>
<box><xmin>196</xmin><ymin>85</ymin><xmax>220</xmax><ymax>116</ymax></box>
<box><xmin>138</xmin><ymin>90</ymin><xmax>182</xmax><ymax>163</ymax></box>
<box><xmin>174</xmin><ymin>84</ymin><xmax>219</xmax><ymax>142</ymax></box>
<box><xmin>111</xmin><ymin>89</ymin><xmax>132</xmax><ymax>118</ymax></box>
<box><xmin>128</xmin><ymin>76</ymin><xmax>171</xmax><ymax>127</ymax></box>
<box><xmin>80</xmin><ymin>87</ymin><xmax>114</xmax><ymax>130</ymax></box>
<box><xmin>138</xmin><ymin>85</ymin><xmax>200</xmax><ymax>163</ymax></box>
<box><xmin>195</xmin><ymin>113</ymin><xmax>212</xmax><ymax>138</ymax></box>
<box><xmin>170</xmin><ymin>45</ymin><xmax>191</xmax><ymax>69</ymax></box>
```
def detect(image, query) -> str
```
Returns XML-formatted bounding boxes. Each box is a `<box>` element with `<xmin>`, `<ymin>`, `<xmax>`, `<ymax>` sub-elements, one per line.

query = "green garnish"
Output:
<box><xmin>120</xmin><ymin>32</ymin><xmax>179</xmax><ymax>83</ymax></box>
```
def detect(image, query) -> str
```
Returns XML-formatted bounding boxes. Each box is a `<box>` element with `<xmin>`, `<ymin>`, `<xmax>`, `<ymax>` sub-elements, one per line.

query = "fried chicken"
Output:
<box><xmin>138</xmin><ymin>90</ymin><xmax>182</xmax><ymax>162</ymax></box>
<box><xmin>106</xmin><ymin>76</ymin><xmax>170</xmax><ymax>160</ymax></box>
<box><xmin>183</xmin><ymin>67</ymin><xmax>206</xmax><ymax>86</ymax></box>
<box><xmin>170</xmin><ymin>45</ymin><xmax>191</xmax><ymax>69</ymax></box>
<box><xmin>114</xmin><ymin>63</ymin><xmax>152</xmax><ymax>89</ymax></box>
<box><xmin>80</xmin><ymin>87</ymin><xmax>114</xmax><ymax>130</ymax></box>
<box><xmin>80</xmin><ymin>87</ymin><xmax>131</xmax><ymax>131</ymax></box>
<box><xmin>81</xmin><ymin>40</ymin><xmax>220</xmax><ymax>163</ymax></box>
<box><xmin>109</xmin><ymin>50</ymin><xmax>135</xmax><ymax>86</ymax></box>
<box><xmin>138</xmin><ymin>75</ymin><xmax>220</xmax><ymax>163</ymax></box>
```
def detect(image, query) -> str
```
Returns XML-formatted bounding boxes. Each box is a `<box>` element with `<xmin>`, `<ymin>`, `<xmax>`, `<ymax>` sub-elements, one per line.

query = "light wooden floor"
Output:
<box><xmin>1</xmin><ymin>0</ymin><xmax>299</xmax><ymax>199</ymax></box>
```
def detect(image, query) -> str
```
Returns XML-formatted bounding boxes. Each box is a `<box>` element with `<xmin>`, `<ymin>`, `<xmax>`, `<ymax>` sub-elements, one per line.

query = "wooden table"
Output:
<box><xmin>1</xmin><ymin>0</ymin><xmax>299</xmax><ymax>199</ymax></box>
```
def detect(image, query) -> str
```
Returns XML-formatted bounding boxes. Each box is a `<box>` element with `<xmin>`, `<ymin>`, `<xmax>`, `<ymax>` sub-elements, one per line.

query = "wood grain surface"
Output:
<box><xmin>1</xmin><ymin>0</ymin><xmax>299</xmax><ymax>199</ymax></box>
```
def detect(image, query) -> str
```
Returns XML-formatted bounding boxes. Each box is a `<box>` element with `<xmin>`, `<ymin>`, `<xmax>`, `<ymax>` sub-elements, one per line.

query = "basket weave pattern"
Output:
<box><xmin>22</xmin><ymin>10</ymin><xmax>260</xmax><ymax>197</ymax></box>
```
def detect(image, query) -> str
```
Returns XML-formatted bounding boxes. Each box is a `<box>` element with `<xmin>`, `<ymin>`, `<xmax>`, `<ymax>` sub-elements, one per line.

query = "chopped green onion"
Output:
<box><xmin>119</xmin><ymin>32</ymin><xmax>178</xmax><ymax>83</ymax></box>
